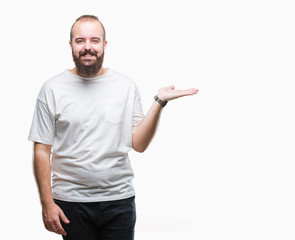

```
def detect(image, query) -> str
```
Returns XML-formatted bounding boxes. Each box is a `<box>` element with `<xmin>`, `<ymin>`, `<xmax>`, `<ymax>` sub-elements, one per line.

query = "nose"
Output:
<box><xmin>84</xmin><ymin>40</ymin><xmax>92</xmax><ymax>50</ymax></box>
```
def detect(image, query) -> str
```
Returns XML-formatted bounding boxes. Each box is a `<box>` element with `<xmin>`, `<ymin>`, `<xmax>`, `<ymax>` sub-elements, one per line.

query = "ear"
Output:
<box><xmin>103</xmin><ymin>40</ymin><xmax>108</xmax><ymax>51</ymax></box>
<box><xmin>69</xmin><ymin>40</ymin><xmax>73</xmax><ymax>48</ymax></box>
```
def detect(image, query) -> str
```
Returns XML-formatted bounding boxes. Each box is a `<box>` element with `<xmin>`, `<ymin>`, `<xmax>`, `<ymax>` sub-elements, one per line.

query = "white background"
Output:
<box><xmin>0</xmin><ymin>0</ymin><xmax>294</xmax><ymax>239</ymax></box>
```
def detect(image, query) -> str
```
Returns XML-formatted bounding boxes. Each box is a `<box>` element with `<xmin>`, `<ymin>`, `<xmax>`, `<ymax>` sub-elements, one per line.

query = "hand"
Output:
<box><xmin>42</xmin><ymin>202</ymin><xmax>70</xmax><ymax>236</ymax></box>
<box><xmin>157</xmin><ymin>85</ymin><xmax>199</xmax><ymax>102</ymax></box>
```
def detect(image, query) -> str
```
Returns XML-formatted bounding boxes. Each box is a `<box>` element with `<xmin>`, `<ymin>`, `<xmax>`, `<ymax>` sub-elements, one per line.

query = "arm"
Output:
<box><xmin>132</xmin><ymin>85</ymin><xmax>198</xmax><ymax>152</ymax></box>
<box><xmin>33</xmin><ymin>142</ymin><xmax>69</xmax><ymax>236</ymax></box>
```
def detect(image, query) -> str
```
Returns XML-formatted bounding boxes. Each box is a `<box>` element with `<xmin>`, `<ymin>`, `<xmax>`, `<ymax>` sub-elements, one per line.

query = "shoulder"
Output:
<box><xmin>42</xmin><ymin>71</ymin><xmax>69</xmax><ymax>89</ymax></box>
<box><xmin>37</xmin><ymin>71</ymin><xmax>68</xmax><ymax>102</ymax></box>
<box><xmin>109</xmin><ymin>69</ymin><xmax>137</xmax><ymax>87</ymax></box>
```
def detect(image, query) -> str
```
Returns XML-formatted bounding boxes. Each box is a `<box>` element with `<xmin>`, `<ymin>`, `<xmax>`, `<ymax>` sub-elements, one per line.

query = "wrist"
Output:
<box><xmin>154</xmin><ymin>95</ymin><xmax>168</xmax><ymax>107</ymax></box>
<box><xmin>40</xmin><ymin>195</ymin><xmax>55</xmax><ymax>207</ymax></box>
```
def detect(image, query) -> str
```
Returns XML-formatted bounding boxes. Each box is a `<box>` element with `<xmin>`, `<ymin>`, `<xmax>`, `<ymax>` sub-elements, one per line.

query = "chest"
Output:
<box><xmin>54</xmin><ymin>85</ymin><xmax>131</xmax><ymax>128</ymax></box>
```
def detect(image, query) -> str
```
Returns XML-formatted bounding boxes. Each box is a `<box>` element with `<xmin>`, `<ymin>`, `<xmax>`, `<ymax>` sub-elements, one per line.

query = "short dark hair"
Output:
<box><xmin>70</xmin><ymin>15</ymin><xmax>106</xmax><ymax>42</ymax></box>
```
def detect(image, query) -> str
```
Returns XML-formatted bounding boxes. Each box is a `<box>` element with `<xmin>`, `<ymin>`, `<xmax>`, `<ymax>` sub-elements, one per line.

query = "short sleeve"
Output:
<box><xmin>28</xmin><ymin>99</ymin><xmax>55</xmax><ymax>145</ymax></box>
<box><xmin>132</xmin><ymin>86</ymin><xmax>145</xmax><ymax>133</ymax></box>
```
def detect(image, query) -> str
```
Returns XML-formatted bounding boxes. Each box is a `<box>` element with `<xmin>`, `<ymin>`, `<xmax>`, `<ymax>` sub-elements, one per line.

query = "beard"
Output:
<box><xmin>72</xmin><ymin>49</ymin><xmax>104</xmax><ymax>77</ymax></box>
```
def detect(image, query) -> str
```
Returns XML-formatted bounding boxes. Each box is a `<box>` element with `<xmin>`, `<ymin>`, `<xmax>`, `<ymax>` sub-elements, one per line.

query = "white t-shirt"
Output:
<box><xmin>28</xmin><ymin>69</ymin><xmax>145</xmax><ymax>202</ymax></box>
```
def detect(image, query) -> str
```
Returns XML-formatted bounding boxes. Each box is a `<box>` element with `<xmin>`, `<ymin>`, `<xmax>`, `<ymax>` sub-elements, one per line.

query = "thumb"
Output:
<box><xmin>59</xmin><ymin>209</ymin><xmax>70</xmax><ymax>224</ymax></box>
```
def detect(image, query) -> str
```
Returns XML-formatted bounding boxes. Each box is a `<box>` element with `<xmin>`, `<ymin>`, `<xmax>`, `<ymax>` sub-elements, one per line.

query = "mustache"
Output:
<box><xmin>79</xmin><ymin>49</ymin><xmax>98</xmax><ymax>57</ymax></box>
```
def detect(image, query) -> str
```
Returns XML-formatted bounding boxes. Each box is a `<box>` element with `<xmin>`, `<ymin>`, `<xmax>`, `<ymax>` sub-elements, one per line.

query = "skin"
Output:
<box><xmin>34</xmin><ymin>143</ymin><xmax>69</xmax><ymax>236</ymax></box>
<box><xmin>33</xmin><ymin>19</ymin><xmax>198</xmax><ymax>236</ymax></box>
<box><xmin>69</xmin><ymin>20</ymin><xmax>108</xmax><ymax>77</ymax></box>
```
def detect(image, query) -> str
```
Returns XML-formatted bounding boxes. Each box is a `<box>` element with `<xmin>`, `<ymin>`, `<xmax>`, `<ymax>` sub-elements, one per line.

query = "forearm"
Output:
<box><xmin>33</xmin><ymin>143</ymin><xmax>54</xmax><ymax>206</ymax></box>
<box><xmin>33</xmin><ymin>143</ymin><xmax>69</xmax><ymax>235</ymax></box>
<box><xmin>132</xmin><ymin>86</ymin><xmax>198</xmax><ymax>152</ymax></box>
<box><xmin>132</xmin><ymin>101</ymin><xmax>163</xmax><ymax>152</ymax></box>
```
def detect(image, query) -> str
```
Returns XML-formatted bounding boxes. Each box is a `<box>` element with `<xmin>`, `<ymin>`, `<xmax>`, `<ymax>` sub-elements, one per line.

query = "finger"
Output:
<box><xmin>44</xmin><ymin>223</ymin><xmax>53</xmax><ymax>232</ymax></box>
<box><xmin>57</xmin><ymin>209</ymin><xmax>70</xmax><ymax>236</ymax></box>
<box><xmin>45</xmin><ymin>222</ymin><xmax>61</xmax><ymax>234</ymax></box>
<box><xmin>180</xmin><ymin>88</ymin><xmax>199</xmax><ymax>96</ymax></box>
<box><xmin>53</xmin><ymin>221</ymin><xmax>67</xmax><ymax>236</ymax></box>
<box><xmin>169</xmin><ymin>85</ymin><xmax>175</xmax><ymax>90</ymax></box>
<box><xmin>188</xmin><ymin>88</ymin><xmax>199</xmax><ymax>94</ymax></box>
<box><xmin>59</xmin><ymin>210</ymin><xmax>70</xmax><ymax>224</ymax></box>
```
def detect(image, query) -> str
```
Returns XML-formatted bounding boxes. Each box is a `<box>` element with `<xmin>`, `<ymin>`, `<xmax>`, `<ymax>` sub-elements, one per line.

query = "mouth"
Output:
<box><xmin>81</xmin><ymin>54</ymin><xmax>95</xmax><ymax>58</ymax></box>
<box><xmin>80</xmin><ymin>53</ymin><xmax>97</xmax><ymax>62</ymax></box>
<box><xmin>80</xmin><ymin>50</ymin><xmax>97</xmax><ymax>58</ymax></box>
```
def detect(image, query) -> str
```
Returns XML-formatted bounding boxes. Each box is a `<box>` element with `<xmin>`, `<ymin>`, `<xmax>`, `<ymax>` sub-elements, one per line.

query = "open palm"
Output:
<box><xmin>158</xmin><ymin>85</ymin><xmax>199</xmax><ymax>102</ymax></box>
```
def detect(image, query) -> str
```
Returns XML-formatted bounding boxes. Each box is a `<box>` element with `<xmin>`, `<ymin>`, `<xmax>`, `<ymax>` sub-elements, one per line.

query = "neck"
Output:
<box><xmin>70</xmin><ymin>67</ymin><xmax>107</xmax><ymax>78</ymax></box>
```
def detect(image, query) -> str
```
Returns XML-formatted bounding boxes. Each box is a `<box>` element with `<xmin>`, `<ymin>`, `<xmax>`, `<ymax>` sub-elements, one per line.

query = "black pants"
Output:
<box><xmin>54</xmin><ymin>196</ymin><xmax>136</xmax><ymax>240</ymax></box>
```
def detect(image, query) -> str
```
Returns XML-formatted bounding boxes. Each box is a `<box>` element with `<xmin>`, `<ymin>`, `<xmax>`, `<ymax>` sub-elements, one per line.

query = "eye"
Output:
<box><xmin>76</xmin><ymin>39</ymin><xmax>83</xmax><ymax>44</ymax></box>
<box><xmin>92</xmin><ymin>38</ymin><xmax>100</xmax><ymax>44</ymax></box>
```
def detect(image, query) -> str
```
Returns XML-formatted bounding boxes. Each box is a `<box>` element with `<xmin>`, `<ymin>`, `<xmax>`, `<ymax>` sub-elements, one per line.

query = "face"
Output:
<box><xmin>70</xmin><ymin>20</ymin><xmax>107</xmax><ymax>77</ymax></box>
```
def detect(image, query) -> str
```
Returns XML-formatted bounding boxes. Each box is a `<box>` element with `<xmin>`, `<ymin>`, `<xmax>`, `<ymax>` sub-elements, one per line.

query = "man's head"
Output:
<box><xmin>70</xmin><ymin>15</ymin><xmax>107</xmax><ymax>77</ymax></box>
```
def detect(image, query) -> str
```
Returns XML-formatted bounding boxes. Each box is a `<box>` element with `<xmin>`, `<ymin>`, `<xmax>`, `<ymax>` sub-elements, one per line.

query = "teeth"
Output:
<box><xmin>80</xmin><ymin>52</ymin><xmax>96</xmax><ymax>57</ymax></box>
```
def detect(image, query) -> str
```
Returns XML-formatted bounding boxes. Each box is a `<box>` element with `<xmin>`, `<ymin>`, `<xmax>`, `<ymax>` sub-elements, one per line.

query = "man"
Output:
<box><xmin>28</xmin><ymin>15</ymin><xmax>198</xmax><ymax>240</ymax></box>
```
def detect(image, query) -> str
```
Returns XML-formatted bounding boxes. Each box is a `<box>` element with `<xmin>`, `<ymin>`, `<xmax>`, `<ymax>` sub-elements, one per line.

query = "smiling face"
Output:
<box><xmin>70</xmin><ymin>20</ymin><xmax>107</xmax><ymax>77</ymax></box>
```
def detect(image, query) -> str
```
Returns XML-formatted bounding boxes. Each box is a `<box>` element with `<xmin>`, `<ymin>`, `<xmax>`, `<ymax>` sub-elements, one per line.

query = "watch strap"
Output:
<box><xmin>154</xmin><ymin>95</ymin><xmax>168</xmax><ymax>107</ymax></box>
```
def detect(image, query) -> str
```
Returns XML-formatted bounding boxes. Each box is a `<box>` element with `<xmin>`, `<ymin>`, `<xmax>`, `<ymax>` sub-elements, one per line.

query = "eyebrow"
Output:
<box><xmin>75</xmin><ymin>37</ymin><xmax>101</xmax><ymax>41</ymax></box>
